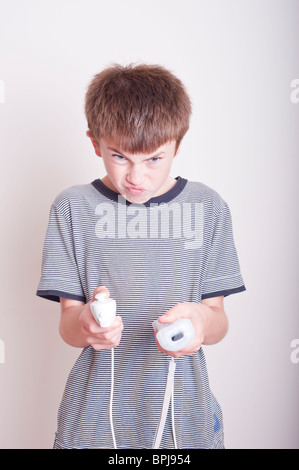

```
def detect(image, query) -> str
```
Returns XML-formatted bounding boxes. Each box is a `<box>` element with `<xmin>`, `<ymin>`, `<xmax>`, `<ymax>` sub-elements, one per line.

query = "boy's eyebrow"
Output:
<box><xmin>107</xmin><ymin>146</ymin><xmax>165</xmax><ymax>158</ymax></box>
<box><xmin>107</xmin><ymin>146</ymin><xmax>127</xmax><ymax>156</ymax></box>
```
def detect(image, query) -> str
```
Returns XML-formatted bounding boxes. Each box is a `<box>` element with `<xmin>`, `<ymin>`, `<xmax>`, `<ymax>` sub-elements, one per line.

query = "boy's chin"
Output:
<box><xmin>122</xmin><ymin>192</ymin><xmax>151</xmax><ymax>204</ymax></box>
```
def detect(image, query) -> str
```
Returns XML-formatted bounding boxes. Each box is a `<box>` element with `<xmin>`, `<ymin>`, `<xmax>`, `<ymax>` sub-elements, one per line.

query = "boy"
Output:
<box><xmin>37</xmin><ymin>64</ymin><xmax>245</xmax><ymax>449</ymax></box>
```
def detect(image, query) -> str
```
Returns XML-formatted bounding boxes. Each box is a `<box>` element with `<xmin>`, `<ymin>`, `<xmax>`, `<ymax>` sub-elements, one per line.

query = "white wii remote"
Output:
<box><xmin>152</xmin><ymin>318</ymin><xmax>195</xmax><ymax>352</ymax></box>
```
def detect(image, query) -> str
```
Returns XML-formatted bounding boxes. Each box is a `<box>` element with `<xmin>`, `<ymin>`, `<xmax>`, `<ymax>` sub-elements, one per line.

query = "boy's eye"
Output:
<box><xmin>149</xmin><ymin>157</ymin><xmax>160</xmax><ymax>163</ymax></box>
<box><xmin>113</xmin><ymin>154</ymin><xmax>126</xmax><ymax>162</ymax></box>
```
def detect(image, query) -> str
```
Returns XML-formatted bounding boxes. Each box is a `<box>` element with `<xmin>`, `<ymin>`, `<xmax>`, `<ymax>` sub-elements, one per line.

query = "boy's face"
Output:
<box><xmin>87</xmin><ymin>132</ymin><xmax>179</xmax><ymax>204</ymax></box>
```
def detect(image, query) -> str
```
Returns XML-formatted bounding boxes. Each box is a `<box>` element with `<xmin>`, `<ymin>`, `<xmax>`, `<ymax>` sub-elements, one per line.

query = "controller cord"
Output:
<box><xmin>152</xmin><ymin>357</ymin><xmax>177</xmax><ymax>449</ymax></box>
<box><xmin>109</xmin><ymin>351</ymin><xmax>177</xmax><ymax>450</ymax></box>
<box><xmin>171</xmin><ymin>359</ymin><xmax>178</xmax><ymax>449</ymax></box>
<box><xmin>110</xmin><ymin>348</ymin><xmax>117</xmax><ymax>449</ymax></box>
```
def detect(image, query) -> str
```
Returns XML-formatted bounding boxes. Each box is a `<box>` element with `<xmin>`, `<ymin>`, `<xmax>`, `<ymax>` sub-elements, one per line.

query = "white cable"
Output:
<box><xmin>171</xmin><ymin>371</ymin><xmax>177</xmax><ymax>449</ymax></box>
<box><xmin>110</xmin><ymin>348</ymin><xmax>117</xmax><ymax>449</ymax></box>
<box><xmin>152</xmin><ymin>357</ymin><xmax>176</xmax><ymax>449</ymax></box>
<box><xmin>110</xmin><ymin>349</ymin><xmax>177</xmax><ymax>449</ymax></box>
<box><xmin>90</xmin><ymin>294</ymin><xmax>117</xmax><ymax>448</ymax></box>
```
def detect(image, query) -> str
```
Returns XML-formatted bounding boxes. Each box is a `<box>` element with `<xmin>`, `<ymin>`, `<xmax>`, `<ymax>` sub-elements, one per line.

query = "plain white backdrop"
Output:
<box><xmin>0</xmin><ymin>0</ymin><xmax>298</xmax><ymax>449</ymax></box>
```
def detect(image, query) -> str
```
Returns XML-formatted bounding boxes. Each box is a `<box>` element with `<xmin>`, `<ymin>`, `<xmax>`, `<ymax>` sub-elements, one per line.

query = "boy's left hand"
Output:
<box><xmin>155</xmin><ymin>297</ymin><xmax>226</xmax><ymax>358</ymax></box>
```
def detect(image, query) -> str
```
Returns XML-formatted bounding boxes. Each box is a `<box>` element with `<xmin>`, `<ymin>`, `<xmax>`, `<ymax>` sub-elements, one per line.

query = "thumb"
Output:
<box><xmin>90</xmin><ymin>286</ymin><xmax>110</xmax><ymax>303</ymax></box>
<box><xmin>158</xmin><ymin>303</ymin><xmax>186</xmax><ymax>324</ymax></box>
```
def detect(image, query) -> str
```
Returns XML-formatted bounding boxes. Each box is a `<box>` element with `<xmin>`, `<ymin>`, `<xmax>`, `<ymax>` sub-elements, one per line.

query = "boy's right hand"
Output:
<box><xmin>80</xmin><ymin>286</ymin><xmax>124</xmax><ymax>351</ymax></box>
<box><xmin>59</xmin><ymin>286</ymin><xmax>124</xmax><ymax>350</ymax></box>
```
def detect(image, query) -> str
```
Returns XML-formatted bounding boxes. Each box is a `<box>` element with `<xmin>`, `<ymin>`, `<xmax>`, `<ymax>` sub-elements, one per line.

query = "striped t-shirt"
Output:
<box><xmin>36</xmin><ymin>176</ymin><xmax>245</xmax><ymax>449</ymax></box>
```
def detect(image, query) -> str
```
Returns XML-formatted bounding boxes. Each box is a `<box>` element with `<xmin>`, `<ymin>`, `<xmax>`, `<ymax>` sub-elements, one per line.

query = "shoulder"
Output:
<box><xmin>51</xmin><ymin>183</ymin><xmax>97</xmax><ymax>210</ymax></box>
<box><xmin>48</xmin><ymin>183</ymin><xmax>100</xmax><ymax>224</ymax></box>
<box><xmin>184</xmin><ymin>180</ymin><xmax>228</xmax><ymax>212</ymax></box>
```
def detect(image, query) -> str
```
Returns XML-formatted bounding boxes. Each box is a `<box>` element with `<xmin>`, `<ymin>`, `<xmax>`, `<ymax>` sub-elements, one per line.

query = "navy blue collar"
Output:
<box><xmin>91</xmin><ymin>176</ymin><xmax>187</xmax><ymax>206</ymax></box>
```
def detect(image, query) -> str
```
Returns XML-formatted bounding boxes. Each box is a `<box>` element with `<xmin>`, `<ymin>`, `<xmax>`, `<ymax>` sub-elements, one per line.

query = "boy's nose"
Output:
<box><xmin>126</xmin><ymin>165</ymin><xmax>145</xmax><ymax>186</ymax></box>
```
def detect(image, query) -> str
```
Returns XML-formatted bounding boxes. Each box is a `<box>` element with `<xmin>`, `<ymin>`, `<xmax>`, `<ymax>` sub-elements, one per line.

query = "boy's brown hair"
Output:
<box><xmin>85</xmin><ymin>63</ymin><xmax>192</xmax><ymax>154</ymax></box>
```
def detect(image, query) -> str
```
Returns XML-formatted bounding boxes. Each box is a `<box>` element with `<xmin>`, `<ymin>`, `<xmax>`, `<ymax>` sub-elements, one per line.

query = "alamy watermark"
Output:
<box><xmin>289</xmin><ymin>78</ymin><xmax>298</xmax><ymax>364</ymax></box>
<box><xmin>0</xmin><ymin>339</ymin><xmax>5</xmax><ymax>364</ymax></box>
<box><xmin>95</xmin><ymin>196</ymin><xmax>203</xmax><ymax>250</ymax></box>
<box><xmin>290</xmin><ymin>79</ymin><xmax>299</xmax><ymax>104</ymax></box>
<box><xmin>0</xmin><ymin>80</ymin><xmax>5</xmax><ymax>104</ymax></box>
<box><xmin>290</xmin><ymin>339</ymin><xmax>299</xmax><ymax>364</ymax></box>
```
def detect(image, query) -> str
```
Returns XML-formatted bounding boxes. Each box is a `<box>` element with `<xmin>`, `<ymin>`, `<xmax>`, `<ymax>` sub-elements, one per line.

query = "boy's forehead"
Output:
<box><xmin>100</xmin><ymin>137</ymin><xmax>176</xmax><ymax>156</ymax></box>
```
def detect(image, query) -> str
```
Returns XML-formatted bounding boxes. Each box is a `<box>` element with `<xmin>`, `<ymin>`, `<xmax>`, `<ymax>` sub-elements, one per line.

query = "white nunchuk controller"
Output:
<box><xmin>90</xmin><ymin>292</ymin><xmax>117</xmax><ymax>327</ymax></box>
<box><xmin>152</xmin><ymin>318</ymin><xmax>195</xmax><ymax>352</ymax></box>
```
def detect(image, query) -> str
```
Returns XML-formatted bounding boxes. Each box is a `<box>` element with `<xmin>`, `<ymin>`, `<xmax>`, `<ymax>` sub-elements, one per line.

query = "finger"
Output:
<box><xmin>91</xmin><ymin>340</ymin><xmax>119</xmax><ymax>351</ymax></box>
<box><xmin>155</xmin><ymin>339</ymin><xmax>180</xmax><ymax>358</ymax></box>
<box><xmin>100</xmin><ymin>322</ymin><xmax>124</xmax><ymax>341</ymax></box>
<box><xmin>90</xmin><ymin>331</ymin><xmax>122</xmax><ymax>350</ymax></box>
<box><xmin>91</xmin><ymin>286</ymin><xmax>110</xmax><ymax>302</ymax></box>
<box><xmin>87</xmin><ymin>316</ymin><xmax>123</xmax><ymax>335</ymax></box>
<box><xmin>99</xmin><ymin>316</ymin><xmax>123</xmax><ymax>332</ymax></box>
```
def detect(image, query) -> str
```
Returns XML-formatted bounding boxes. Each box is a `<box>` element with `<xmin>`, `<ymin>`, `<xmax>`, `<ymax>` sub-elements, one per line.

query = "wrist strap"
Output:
<box><xmin>152</xmin><ymin>357</ymin><xmax>176</xmax><ymax>449</ymax></box>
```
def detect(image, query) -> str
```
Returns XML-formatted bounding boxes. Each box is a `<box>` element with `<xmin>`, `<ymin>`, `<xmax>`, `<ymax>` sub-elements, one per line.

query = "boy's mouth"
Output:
<box><xmin>126</xmin><ymin>186</ymin><xmax>145</xmax><ymax>195</ymax></box>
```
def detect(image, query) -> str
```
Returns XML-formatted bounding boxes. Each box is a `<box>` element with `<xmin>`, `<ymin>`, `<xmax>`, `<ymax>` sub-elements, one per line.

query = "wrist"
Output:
<box><xmin>198</xmin><ymin>303</ymin><xmax>228</xmax><ymax>345</ymax></box>
<box><xmin>59</xmin><ymin>303</ymin><xmax>90</xmax><ymax>348</ymax></box>
<box><xmin>196</xmin><ymin>303</ymin><xmax>212</xmax><ymax>342</ymax></box>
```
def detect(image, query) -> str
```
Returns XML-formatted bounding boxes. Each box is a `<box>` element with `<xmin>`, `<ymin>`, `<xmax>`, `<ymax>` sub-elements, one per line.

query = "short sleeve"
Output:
<box><xmin>36</xmin><ymin>200</ymin><xmax>86</xmax><ymax>303</ymax></box>
<box><xmin>201</xmin><ymin>202</ymin><xmax>245</xmax><ymax>299</ymax></box>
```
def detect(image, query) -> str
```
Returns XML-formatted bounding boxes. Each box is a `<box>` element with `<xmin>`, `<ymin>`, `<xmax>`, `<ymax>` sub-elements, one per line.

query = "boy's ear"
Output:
<box><xmin>86</xmin><ymin>130</ymin><xmax>101</xmax><ymax>157</ymax></box>
<box><xmin>175</xmin><ymin>142</ymin><xmax>182</xmax><ymax>157</ymax></box>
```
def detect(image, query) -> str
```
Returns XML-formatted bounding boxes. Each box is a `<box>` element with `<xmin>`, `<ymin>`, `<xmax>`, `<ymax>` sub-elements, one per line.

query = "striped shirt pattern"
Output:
<box><xmin>37</xmin><ymin>177</ymin><xmax>245</xmax><ymax>449</ymax></box>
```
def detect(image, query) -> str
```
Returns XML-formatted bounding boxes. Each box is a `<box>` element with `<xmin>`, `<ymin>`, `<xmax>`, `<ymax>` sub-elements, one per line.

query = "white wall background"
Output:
<box><xmin>0</xmin><ymin>0</ymin><xmax>298</xmax><ymax>449</ymax></box>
